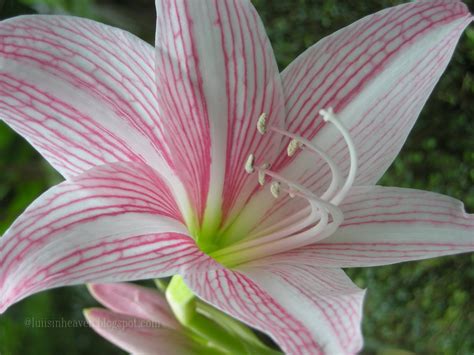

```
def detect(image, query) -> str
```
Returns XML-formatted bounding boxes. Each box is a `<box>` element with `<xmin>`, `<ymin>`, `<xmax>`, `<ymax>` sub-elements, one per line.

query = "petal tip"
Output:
<box><xmin>82</xmin><ymin>307</ymin><xmax>97</xmax><ymax>321</ymax></box>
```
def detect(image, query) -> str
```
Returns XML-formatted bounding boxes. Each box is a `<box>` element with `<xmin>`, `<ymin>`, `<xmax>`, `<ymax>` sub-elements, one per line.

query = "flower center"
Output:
<box><xmin>202</xmin><ymin>108</ymin><xmax>358</xmax><ymax>267</ymax></box>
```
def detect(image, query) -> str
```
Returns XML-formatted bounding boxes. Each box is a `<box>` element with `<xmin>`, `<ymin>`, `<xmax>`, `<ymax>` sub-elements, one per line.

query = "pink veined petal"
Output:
<box><xmin>154</xmin><ymin>0</ymin><xmax>285</xmax><ymax>224</ymax></box>
<box><xmin>184</xmin><ymin>259</ymin><xmax>324</xmax><ymax>355</ymax></box>
<box><xmin>279</xmin><ymin>0</ymin><xmax>472</xmax><ymax>185</ymax></box>
<box><xmin>0</xmin><ymin>162</ymin><xmax>210</xmax><ymax>314</ymax></box>
<box><xmin>88</xmin><ymin>283</ymin><xmax>179</xmax><ymax>329</ymax></box>
<box><xmin>84</xmin><ymin>308</ymin><xmax>198</xmax><ymax>354</ymax></box>
<box><xmin>238</xmin><ymin>263</ymin><xmax>366</xmax><ymax>355</ymax></box>
<box><xmin>0</xmin><ymin>15</ymin><xmax>194</xmax><ymax>223</ymax></box>
<box><xmin>233</xmin><ymin>0</ymin><xmax>473</xmax><ymax>235</ymax></box>
<box><xmin>262</xmin><ymin>186</ymin><xmax>474</xmax><ymax>267</ymax></box>
<box><xmin>0</xmin><ymin>15</ymin><xmax>170</xmax><ymax>177</ymax></box>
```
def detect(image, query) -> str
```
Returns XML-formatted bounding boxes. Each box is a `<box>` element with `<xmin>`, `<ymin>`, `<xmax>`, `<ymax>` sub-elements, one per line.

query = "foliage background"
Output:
<box><xmin>0</xmin><ymin>0</ymin><xmax>473</xmax><ymax>354</ymax></box>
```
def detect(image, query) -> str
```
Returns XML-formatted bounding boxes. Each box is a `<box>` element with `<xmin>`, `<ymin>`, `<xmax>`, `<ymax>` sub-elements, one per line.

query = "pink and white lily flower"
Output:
<box><xmin>1</xmin><ymin>0</ymin><xmax>473</xmax><ymax>353</ymax></box>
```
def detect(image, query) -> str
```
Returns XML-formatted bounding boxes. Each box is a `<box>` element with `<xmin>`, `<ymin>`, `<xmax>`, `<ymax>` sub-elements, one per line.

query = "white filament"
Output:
<box><xmin>269</xmin><ymin>126</ymin><xmax>343</xmax><ymax>202</ymax></box>
<box><xmin>217</xmin><ymin>108</ymin><xmax>357</xmax><ymax>266</ymax></box>
<box><xmin>212</xmin><ymin>169</ymin><xmax>343</xmax><ymax>265</ymax></box>
<box><xmin>247</xmin><ymin>206</ymin><xmax>311</xmax><ymax>240</ymax></box>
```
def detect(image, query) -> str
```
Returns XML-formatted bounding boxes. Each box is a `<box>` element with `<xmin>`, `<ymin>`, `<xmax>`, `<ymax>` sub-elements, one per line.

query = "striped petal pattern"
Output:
<box><xmin>154</xmin><ymin>0</ymin><xmax>285</xmax><ymax>224</ymax></box>
<box><xmin>184</xmin><ymin>263</ymin><xmax>320</xmax><ymax>354</ymax></box>
<box><xmin>0</xmin><ymin>15</ymin><xmax>171</xmax><ymax>177</ymax></box>
<box><xmin>230</xmin><ymin>0</ymin><xmax>473</xmax><ymax>236</ymax></box>
<box><xmin>239</xmin><ymin>264</ymin><xmax>365</xmax><ymax>354</ymax></box>
<box><xmin>259</xmin><ymin>186</ymin><xmax>474</xmax><ymax>268</ymax></box>
<box><xmin>0</xmin><ymin>15</ymin><xmax>174</xmax><ymax>178</ymax></box>
<box><xmin>0</xmin><ymin>2</ymin><xmax>472</xmax><ymax>353</ymax></box>
<box><xmin>279</xmin><ymin>0</ymin><xmax>472</xmax><ymax>184</ymax></box>
<box><xmin>84</xmin><ymin>308</ymin><xmax>198</xmax><ymax>354</ymax></box>
<box><xmin>0</xmin><ymin>15</ymin><xmax>198</xmax><ymax>225</ymax></box>
<box><xmin>184</xmin><ymin>258</ymin><xmax>365</xmax><ymax>354</ymax></box>
<box><xmin>0</xmin><ymin>162</ymin><xmax>209</xmax><ymax>313</ymax></box>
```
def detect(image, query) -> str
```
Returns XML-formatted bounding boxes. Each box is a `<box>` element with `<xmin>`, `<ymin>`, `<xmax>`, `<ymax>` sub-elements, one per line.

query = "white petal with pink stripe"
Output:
<box><xmin>229</xmin><ymin>0</ymin><xmax>473</xmax><ymax>238</ymax></box>
<box><xmin>260</xmin><ymin>186</ymin><xmax>474</xmax><ymax>268</ymax></box>
<box><xmin>0</xmin><ymin>15</ymin><xmax>166</xmax><ymax>177</ymax></box>
<box><xmin>154</xmin><ymin>0</ymin><xmax>286</xmax><ymax>236</ymax></box>
<box><xmin>184</xmin><ymin>258</ymin><xmax>365</xmax><ymax>354</ymax></box>
<box><xmin>0</xmin><ymin>162</ymin><xmax>210</xmax><ymax>312</ymax></box>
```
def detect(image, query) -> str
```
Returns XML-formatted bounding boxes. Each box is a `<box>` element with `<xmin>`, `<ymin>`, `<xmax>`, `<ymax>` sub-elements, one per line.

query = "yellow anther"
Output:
<box><xmin>287</xmin><ymin>139</ymin><xmax>302</xmax><ymax>157</ymax></box>
<box><xmin>245</xmin><ymin>154</ymin><xmax>255</xmax><ymax>174</ymax></box>
<box><xmin>258</xmin><ymin>163</ymin><xmax>270</xmax><ymax>185</ymax></box>
<box><xmin>270</xmin><ymin>181</ymin><xmax>281</xmax><ymax>198</ymax></box>
<box><xmin>257</xmin><ymin>113</ymin><xmax>267</xmax><ymax>135</ymax></box>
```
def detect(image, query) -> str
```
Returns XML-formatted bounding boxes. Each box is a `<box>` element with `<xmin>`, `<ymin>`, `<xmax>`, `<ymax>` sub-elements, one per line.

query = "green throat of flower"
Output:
<box><xmin>191</xmin><ymin>108</ymin><xmax>358</xmax><ymax>268</ymax></box>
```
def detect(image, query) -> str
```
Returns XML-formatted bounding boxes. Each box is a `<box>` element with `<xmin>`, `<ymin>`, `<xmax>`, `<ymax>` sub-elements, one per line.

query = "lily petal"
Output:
<box><xmin>262</xmin><ymin>186</ymin><xmax>474</xmax><ymax>267</ymax></box>
<box><xmin>88</xmin><ymin>283</ymin><xmax>179</xmax><ymax>329</ymax></box>
<box><xmin>154</xmin><ymin>0</ymin><xmax>285</xmax><ymax>224</ymax></box>
<box><xmin>184</xmin><ymin>259</ymin><xmax>364</xmax><ymax>354</ymax></box>
<box><xmin>234</xmin><ymin>0</ymin><xmax>472</xmax><ymax>234</ymax></box>
<box><xmin>0</xmin><ymin>15</ymin><xmax>169</xmax><ymax>178</ymax></box>
<box><xmin>239</xmin><ymin>264</ymin><xmax>365</xmax><ymax>355</ymax></box>
<box><xmin>0</xmin><ymin>162</ymin><xmax>209</xmax><ymax>313</ymax></box>
<box><xmin>84</xmin><ymin>308</ymin><xmax>197</xmax><ymax>354</ymax></box>
<box><xmin>279</xmin><ymin>0</ymin><xmax>472</xmax><ymax>187</ymax></box>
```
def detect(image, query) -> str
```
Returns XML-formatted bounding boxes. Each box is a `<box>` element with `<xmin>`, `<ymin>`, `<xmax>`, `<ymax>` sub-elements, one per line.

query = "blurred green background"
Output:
<box><xmin>0</xmin><ymin>0</ymin><xmax>473</xmax><ymax>354</ymax></box>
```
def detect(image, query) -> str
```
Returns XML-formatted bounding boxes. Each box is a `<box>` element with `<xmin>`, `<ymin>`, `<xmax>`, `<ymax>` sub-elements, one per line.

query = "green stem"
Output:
<box><xmin>153</xmin><ymin>278</ymin><xmax>169</xmax><ymax>292</ymax></box>
<box><xmin>196</xmin><ymin>300</ymin><xmax>266</xmax><ymax>348</ymax></box>
<box><xmin>165</xmin><ymin>275</ymin><xmax>281</xmax><ymax>354</ymax></box>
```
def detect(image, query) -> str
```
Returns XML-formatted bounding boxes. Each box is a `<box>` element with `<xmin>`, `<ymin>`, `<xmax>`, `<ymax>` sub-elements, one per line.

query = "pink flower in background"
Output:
<box><xmin>0</xmin><ymin>0</ymin><xmax>473</xmax><ymax>353</ymax></box>
<box><xmin>85</xmin><ymin>282</ymin><xmax>276</xmax><ymax>354</ymax></box>
<box><xmin>85</xmin><ymin>283</ymin><xmax>195</xmax><ymax>354</ymax></box>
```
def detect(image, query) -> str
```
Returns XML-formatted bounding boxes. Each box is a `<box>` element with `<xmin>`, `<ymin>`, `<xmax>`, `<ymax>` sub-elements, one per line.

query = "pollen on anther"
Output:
<box><xmin>270</xmin><ymin>181</ymin><xmax>281</xmax><ymax>198</ymax></box>
<box><xmin>257</xmin><ymin>113</ymin><xmax>267</xmax><ymax>135</ymax></box>
<box><xmin>245</xmin><ymin>154</ymin><xmax>255</xmax><ymax>174</ymax></box>
<box><xmin>287</xmin><ymin>139</ymin><xmax>302</xmax><ymax>157</ymax></box>
<box><xmin>258</xmin><ymin>163</ymin><xmax>270</xmax><ymax>185</ymax></box>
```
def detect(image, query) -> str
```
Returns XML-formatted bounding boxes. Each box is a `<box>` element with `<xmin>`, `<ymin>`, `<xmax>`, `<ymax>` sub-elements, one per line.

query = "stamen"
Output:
<box><xmin>215</xmin><ymin>107</ymin><xmax>358</xmax><ymax>266</ymax></box>
<box><xmin>211</xmin><ymin>169</ymin><xmax>343</xmax><ymax>266</ymax></box>
<box><xmin>257</xmin><ymin>113</ymin><xmax>267</xmax><ymax>135</ymax></box>
<box><xmin>270</xmin><ymin>181</ymin><xmax>281</xmax><ymax>198</ymax></box>
<box><xmin>234</xmin><ymin>190</ymin><xmax>341</xmax><ymax>262</ymax></box>
<box><xmin>263</xmin><ymin>169</ymin><xmax>340</xmax><ymax>239</ymax></box>
<box><xmin>247</xmin><ymin>207</ymin><xmax>309</xmax><ymax>240</ymax></box>
<box><xmin>266</xmin><ymin>126</ymin><xmax>343</xmax><ymax>201</ymax></box>
<box><xmin>244</xmin><ymin>153</ymin><xmax>255</xmax><ymax>174</ymax></box>
<box><xmin>258</xmin><ymin>163</ymin><xmax>270</xmax><ymax>186</ymax></box>
<box><xmin>264</xmin><ymin>108</ymin><xmax>357</xmax><ymax>204</ymax></box>
<box><xmin>287</xmin><ymin>139</ymin><xmax>302</xmax><ymax>157</ymax></box>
